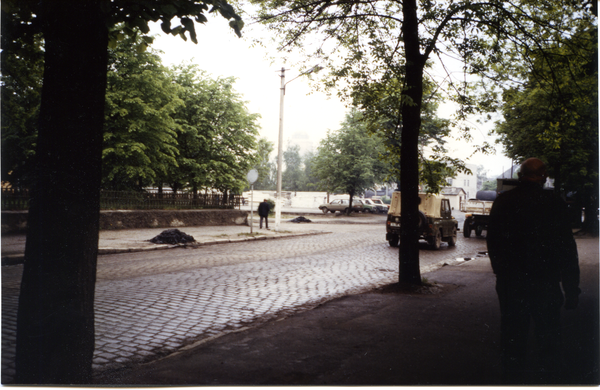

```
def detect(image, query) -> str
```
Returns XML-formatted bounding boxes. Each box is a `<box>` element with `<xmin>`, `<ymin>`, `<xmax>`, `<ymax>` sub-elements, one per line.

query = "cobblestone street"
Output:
<box><xmin>2</xmin><ymin>222</ymin><xmax>488</xmax><ymax>383</ymax></box>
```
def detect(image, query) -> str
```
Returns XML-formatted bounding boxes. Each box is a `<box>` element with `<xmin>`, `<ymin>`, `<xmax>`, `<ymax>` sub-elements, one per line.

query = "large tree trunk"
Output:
<box><xmin>15</xmin><ymin>1</ymin><xmax>108</xmax><ymax>384</ymax></box>
<box><xmin>399</xmin><ymin>0</ymin><xmax>425</xmax><ymax>286</ymax></box>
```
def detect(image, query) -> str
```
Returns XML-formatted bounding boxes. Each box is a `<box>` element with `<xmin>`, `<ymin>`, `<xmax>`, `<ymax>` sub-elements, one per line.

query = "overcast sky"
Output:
<box><xmin>148</xmin><ymin>17</ymin><xmax>515</xmax><ymax>178</ymax></box>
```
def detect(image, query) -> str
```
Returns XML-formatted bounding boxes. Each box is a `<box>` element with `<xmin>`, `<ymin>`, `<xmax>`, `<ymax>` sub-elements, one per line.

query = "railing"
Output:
<box><xmin>1</xmin><ymin>188</ymin><xmax>30</xmax><ymax>210</ymax></box>
<box><xmin>1</xmin><ymin>189</ymin><xmax>242</xmax><ymax>210</ymax></box>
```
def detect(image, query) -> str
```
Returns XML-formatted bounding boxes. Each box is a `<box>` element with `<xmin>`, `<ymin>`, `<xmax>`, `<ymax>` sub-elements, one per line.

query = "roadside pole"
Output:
<box><xmin>250</xmin><ymin>184</ymin><xmax>254</xmax><ymax>234</ymax></box>
<box><xmin>246</xmin><ymin>169</ymin><xmax>258</xmax><ymax>234</ymax></box>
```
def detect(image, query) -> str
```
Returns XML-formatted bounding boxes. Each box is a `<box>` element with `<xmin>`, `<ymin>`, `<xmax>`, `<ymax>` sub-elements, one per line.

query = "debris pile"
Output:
<box><xmin>289</xmin><ymin>216</ymin><xmax>312</xmax><ymax>223</ymax></box>
<box><xmin>149</xmin><ymin>229</ymin><xmax>195</xmax><ymax>245</ymax></box>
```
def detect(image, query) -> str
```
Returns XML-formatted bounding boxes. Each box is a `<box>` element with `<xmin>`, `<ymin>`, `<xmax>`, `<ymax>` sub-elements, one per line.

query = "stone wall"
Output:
<box><xmin>1</xmin><ymin>209</ymin><xmax>249</xmax><ymax>234</ymax></box>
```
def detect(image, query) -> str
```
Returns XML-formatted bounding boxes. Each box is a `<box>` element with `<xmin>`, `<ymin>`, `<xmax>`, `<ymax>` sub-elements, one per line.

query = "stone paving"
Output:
<box><xmin>1</xmin><ymin>222</ymin><xmax>488</xmax><ymax>383</ymax></box>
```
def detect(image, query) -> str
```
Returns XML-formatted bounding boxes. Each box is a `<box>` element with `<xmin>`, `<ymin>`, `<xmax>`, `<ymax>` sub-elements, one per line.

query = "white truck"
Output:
<box><xmin>386</xmin><ymin>191</ymin><xmax>458</xmax><ymax>249</ymax></box>
<box><xmin>462</xmin><ymin>178</ymin><xmax>519</xmax><ymax>237</ymax></box>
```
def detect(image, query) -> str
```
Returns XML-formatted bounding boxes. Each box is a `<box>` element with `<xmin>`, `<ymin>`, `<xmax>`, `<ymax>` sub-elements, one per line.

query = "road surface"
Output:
<box><xmin>1</xmin><ymin>221</ymin><xmax>488</xmax><ymax>382</ymax></box>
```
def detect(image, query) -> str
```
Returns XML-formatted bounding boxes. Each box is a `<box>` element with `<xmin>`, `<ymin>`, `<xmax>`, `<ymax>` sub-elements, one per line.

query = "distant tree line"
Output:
<box><xmin>251</xmin><ymin>109</ymin><xmax>449</xmax><ymax>200</ymax></box>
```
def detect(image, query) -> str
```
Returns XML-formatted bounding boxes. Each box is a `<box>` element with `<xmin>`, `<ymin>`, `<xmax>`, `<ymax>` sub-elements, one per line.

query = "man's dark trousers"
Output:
<box><xmin>260</xmin><ymin>215</ymin><xmax>268</xmax><ymax>229</ymax></box>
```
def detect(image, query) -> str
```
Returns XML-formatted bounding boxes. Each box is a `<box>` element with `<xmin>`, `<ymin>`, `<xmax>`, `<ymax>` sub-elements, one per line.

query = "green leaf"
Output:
<box><xmin>196</xmin><ymin>14</ymin><xmax>208</xmax><ymax>24</ymax></box>
<box><xmin>161</xmin><ymin>20</ymin><xmax>171</xmax><ymax>34</ymax></box>
<box><xmin>180</xmin><ymin>17</ymin><xmax>197</xmax><ymax>44</ymax></box>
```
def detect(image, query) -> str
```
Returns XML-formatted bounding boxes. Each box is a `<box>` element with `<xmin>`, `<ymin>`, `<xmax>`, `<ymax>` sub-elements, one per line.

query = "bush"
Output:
<box><xmin>266</xmin><ymin>199</ymin><xmax>276</xmax><ymax>214</ymax></box>
<box><xmin>381</xmin><ymin>196</ymin><xmax>391</xmax><ymax>204</ymax></box>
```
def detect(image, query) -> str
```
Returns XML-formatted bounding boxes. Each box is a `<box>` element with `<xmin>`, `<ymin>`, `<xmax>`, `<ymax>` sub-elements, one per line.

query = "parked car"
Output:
<box><xmin>364</xmin><ymin>198</ymin><xmax>389</xmax><ymax>213</ymax></box>
<box><xmin>353</xmin><ymin>199</ymin><xmax>375</xmax><ymax>213</ymax></box>
<box><xmin>318</xmin><ymin>199</ymin><xmax>363</xmax><ymax>214</ymax></box>
<box><xmin>386</xmin><ymin>192</ymin><xmax>458</xmax><ymax>249</ymax></box>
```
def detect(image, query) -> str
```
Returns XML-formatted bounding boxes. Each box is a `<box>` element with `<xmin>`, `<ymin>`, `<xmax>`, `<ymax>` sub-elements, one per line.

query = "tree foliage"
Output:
<box><xmin>313</xmin><ymin>110</ymin><xmax>387</xmax><ymax>209</ymax></box>
<box><xmin>249</xmin><ymin>0</ymin><xmax>596</xmax><ymax>285</ymax></box>
<box><xmin>168</xmin><ymin>63</ymin><xmax>261</xmax><ymax>195</ymax></box>
<box><xmin>2</xmin><ymin>0</ymin><xmax>244</xmax><ymax>51</ymax></box>
<box><xmin>252</xmin><ymin>137</ymin><xmax>276</xmax><ymax>190</ymax></box>
<box><xmin>2</xmin><ymin>34</ymin><xmax>262</xmax><ymax>195</ymax></box>
<box><xmin>103</xmin><ymin>34</ymin><xmax>182</xmax><ymax>190</ymax></box>
<box><xmin>3</xmin><ymin>0</ymin><xmax>245</xmax><ymax>384</ymax></box>
<box><xmin>301</xmin><ymin>150</ymin><xmax>320</xmax><ymax>191</ymax></box>
<box><xmin>0</xmin><ymin>29</ymin><xmax>43</xmax><ymax>188</ymax></box>
<box><xmin>282</xmin><ymin>144</ymin><xmax>305</xmax><ymax>191</ymax></box>
<box><xmin>352</xmin><ymin>75</ymin><xmax>466</xmax><ymax>193</ymax></box>
<box><xmin>494</xmin><ymin>25</ymin><xmax>598</xmax><ymax>231</ymax></box>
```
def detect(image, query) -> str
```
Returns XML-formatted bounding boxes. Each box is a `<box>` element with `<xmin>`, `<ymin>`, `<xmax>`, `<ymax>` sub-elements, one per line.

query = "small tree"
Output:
<box><xmin>282</xmin><ymin>144</ymin><xmax>306</xmax><ymax>191</ymax></box>
<box><xmin>302</xmin><ymin>151</ymin><xmax>320</xmax><ymax>191</ymax></box>
<box><xmin>252</xmin><ymin>137</ymin><xmax>276</xmax><ymax>190</ymax></box>
<box><xmin>313</xmin><ymin>110</ymin><xmax>388</xmax><ymax>212</ymax></box>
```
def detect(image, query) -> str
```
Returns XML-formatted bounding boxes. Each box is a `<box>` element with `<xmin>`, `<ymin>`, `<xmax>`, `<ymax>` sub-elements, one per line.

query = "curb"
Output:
<box><xmin>1</xmin><ymin>231</ymin><xmax>332</xmax><ymax>266</ymax></box>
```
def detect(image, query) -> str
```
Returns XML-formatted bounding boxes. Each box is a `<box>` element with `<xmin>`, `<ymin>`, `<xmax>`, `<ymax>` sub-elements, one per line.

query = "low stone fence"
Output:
<box><xmin>1</xmin><ymin>209</ymin><xmax>249</xmax><ymax>235</ymax></box>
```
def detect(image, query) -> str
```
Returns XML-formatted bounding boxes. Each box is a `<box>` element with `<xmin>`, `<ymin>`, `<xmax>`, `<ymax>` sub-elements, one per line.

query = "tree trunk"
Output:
<box><xmin>223</xmin><ymin>189</ymin><xmax>228</xmax><ymax>206</ymax></box>
<box><xmin>348</xmin><ymin>190</ymin><xmax>355</xmax><ymax>215</ymax></box>
<box><xmin>399</xmin><ymin>0</ymin><xmax>425</xmax><ymax>286</ymax></box>
<box><xmin>15</xmin><ymin>1</ymin><xmax>108</xmax><ymax>384</ymax></box>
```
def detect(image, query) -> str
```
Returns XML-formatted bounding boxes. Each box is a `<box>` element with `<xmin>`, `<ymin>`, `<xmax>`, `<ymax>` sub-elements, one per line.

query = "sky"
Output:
<box><xmin>148</xmin><ymin>17</ymin><xmax>515</xmax><ymax>179</ymax></box>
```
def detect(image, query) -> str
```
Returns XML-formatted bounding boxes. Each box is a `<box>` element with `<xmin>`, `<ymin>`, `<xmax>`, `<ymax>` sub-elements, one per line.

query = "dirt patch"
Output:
<box><xmin>370</xmin><ymin>282</ymin><xmax>461</xmax><ymax>296</ymax></box>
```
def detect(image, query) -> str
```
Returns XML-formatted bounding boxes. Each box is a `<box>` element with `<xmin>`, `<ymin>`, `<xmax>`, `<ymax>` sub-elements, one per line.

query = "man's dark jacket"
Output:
<box><xmin>487</xmin><ymin>182</ymin><xmax>580</xmax><ymax>303</ymax></box>
<box><xmin>258</xmin><ymin>202</ymin><xmax>270</xmax><ymax>217</ymax></box>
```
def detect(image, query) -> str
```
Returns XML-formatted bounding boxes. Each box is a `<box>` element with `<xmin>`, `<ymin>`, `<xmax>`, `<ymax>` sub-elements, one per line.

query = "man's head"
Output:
<box><xmin>518</xmin><ymin>158</ymin><xmax>547</xmax><ymax>185</ymax></box>
<box><xmin>264</xmin><ymin>199</ymin><xmax>267</xmax><ymax>202</ymax></box>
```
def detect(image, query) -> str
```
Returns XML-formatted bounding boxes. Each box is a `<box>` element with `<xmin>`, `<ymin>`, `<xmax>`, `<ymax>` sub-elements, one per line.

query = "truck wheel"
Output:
<box><xmin>448</xmin><ymin>226</ymin><xmax>457</xmax><ymax>246</ymax></box>
<box><xmin>463</xmin><ymin>221</ymin><xmax>471</xmax><ymax>237</ymax></box>
<box><xmin>429</xmin><ymin>229</ymin><xmax>442</xmax><ymax>250</ymax></box>
<box><xmin>427</xmin><ymin>229</ymin><xmax>442</xmax><ymax>250</ymax></box>
<box><xmin>388</xmin><ymin>234</ymin><xmax>399</xmax><ymax>247</ymax></box>
<box><xmin>418</xmin><ymin>211</ymin><xmax>428</xmax><ymax>233</ymax></box>
<box><xmin>475</xmin><ymin>225</ymin><xmax>483</xmax><ymax>237</ymax></box>
<box><xmin>321</xmin><ymin>207</ymin><xmax>328</xmax><ymax>214</ymax></box>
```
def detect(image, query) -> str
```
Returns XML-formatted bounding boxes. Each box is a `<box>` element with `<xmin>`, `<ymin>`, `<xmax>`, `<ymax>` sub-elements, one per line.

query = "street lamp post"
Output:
<box><xmin>275</xmin><ymin>65</ymin><xmax>322</xmax><ymax>231</ymax></box>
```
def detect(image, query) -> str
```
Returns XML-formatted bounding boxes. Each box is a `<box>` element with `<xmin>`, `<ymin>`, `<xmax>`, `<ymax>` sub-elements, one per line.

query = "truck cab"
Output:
<box><xmin>386</xmin><ymin>192</ymin><xmax>458</xmax><ymax>249</ymax></box>
<box><xmin>463</xmin><ymin>178</ymin><xmax>519</xmax><ymax>237</ymax></box>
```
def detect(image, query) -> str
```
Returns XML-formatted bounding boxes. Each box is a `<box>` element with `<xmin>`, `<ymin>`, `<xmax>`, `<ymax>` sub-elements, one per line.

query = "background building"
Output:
<box><xmin>288</xmin><ymin>131</ymin><xmax>314</xmax><ymax>156</ymax></box>
<box><xmin>446</xmin><ymin>163</ymin><xmax>478</xmax><ymax>199</ymax></box>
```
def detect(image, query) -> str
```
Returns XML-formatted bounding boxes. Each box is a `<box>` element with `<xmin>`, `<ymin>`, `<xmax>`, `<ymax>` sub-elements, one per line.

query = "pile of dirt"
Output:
<box><xmin>149</xmin><ymin>229</ymin><xmax>196</xmax><ymax>245</ymax></box>
<box><xmin>289</xmin><ymin>216</ymin><xmax>312</xmax><ymax>223</ymax></box>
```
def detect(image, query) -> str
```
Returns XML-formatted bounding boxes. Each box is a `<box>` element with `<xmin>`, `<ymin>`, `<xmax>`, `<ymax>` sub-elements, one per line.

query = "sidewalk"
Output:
<box><xmin>94</xmin><ymin>236</ymin><xmax>599</xmax><ymax>386</ymax></box>
<box><xmin>1</xmin><ymin>213</ymin><xmax>383</xmax><ymax>265</ymax></box>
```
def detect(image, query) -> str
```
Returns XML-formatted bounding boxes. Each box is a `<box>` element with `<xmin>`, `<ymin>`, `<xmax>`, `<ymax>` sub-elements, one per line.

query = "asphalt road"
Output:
<box><xmin>1</xmin><ymin>221</ymin><xmax>488</xmax><ymax>383</ymax></box>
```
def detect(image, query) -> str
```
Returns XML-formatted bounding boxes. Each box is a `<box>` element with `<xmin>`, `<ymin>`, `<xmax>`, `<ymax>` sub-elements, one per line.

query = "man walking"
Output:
<box><xmin>258</xmin><ymin>199</ymin><xmax>270</xmax><ymax>229</ymax></box>
<box><xmin>487</xmin><ymin>158</ymin><xmax>580</xmax><ymax>384</ymax></box>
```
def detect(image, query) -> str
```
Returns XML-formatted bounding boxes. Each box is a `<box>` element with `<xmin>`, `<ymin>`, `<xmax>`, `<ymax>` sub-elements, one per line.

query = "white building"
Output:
<box><xmin>440</xmin><ymin>187</ymin><xmax>467</xmax><ymax>211</ymax></box>
<box><xmin>446</xmin><ymin>163</ymin><xmax>478</xmax><ymax>199</ymax></box>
